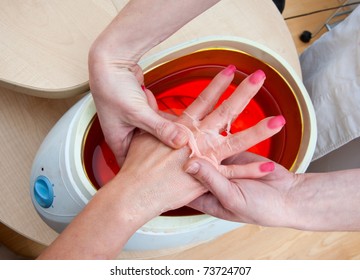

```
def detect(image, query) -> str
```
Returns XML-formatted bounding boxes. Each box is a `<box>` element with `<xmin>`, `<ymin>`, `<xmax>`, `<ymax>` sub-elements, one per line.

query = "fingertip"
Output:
<box><xmin>170</xmin><ymin>126</ymin><xmax>189</xmax><ymax>148</ymax></box>
<box><xmin>249</xmin><ymin>69</ymin><xmax>266</xmax><ymax>84</ymax></box>
<box><xmin>185</xmin><ymin>161</ymin><xmax>200</xmax><ymax>175</ymax></box>
<box><xmin>222</xmin><ymin>65</ymin><xmax>236</xmax><ymax>76</ymax></box>
<box><xmin>152</xmin><ymin>118</ymin><xmax>189</xmax><ymax>148</ymax></box>
<box><xmin>267</xmin><ymin>115</ymin><xmax>286</xmax><ymax>129</ymax></box>
<box><xmin>259</xmin><ymin>161</ymin><xmax>275</xmax><ymax>173</ymax></box>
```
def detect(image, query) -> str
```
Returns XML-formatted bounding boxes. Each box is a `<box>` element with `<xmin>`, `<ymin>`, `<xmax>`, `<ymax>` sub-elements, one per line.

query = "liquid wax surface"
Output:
<box><xmin>86</xmin><ymin>74</ymin><xmax>281</xmax><ymax>216</ymax></box>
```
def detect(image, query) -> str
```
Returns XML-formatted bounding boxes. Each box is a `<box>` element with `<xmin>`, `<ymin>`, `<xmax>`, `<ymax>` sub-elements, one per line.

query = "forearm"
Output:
<box><xmin>38</xmin><ymin>174</ymin><xmax>156</xmax><ymax>260</ymax></box>
<box><xmin>89</xmin><ymin>0</ymin><xmax>220</xmax><ymax>62</ymax></box>
<box><xmin>289</xmin><ymin>169</ymin><xmax>360</xmax><ymax>231</ymax></box>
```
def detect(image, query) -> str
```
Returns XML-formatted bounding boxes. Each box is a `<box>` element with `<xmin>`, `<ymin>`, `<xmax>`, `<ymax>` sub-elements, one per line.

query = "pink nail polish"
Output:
<box><xmin>141</xmin><ymin>85</ymin><xmax>146</xmax><ymax>91</ymax></box>
<box><xmin>249</xmin><ymin>70</ymin><xmax>266</xmax><ymax>84</ymax></box>
<box><xmin>223</xmin><ymin>65</ymin><xmax>236</xmax><ymax>76</ymax></box>
<box><xmin>267</xmin><ymin>115</ymin><xmax>286</xmax><ymax>129</ymax></box>
<box><xmin>259</xmin><ymin>162</ymin><xmax>275</xmax><ymax>172</ymax></box>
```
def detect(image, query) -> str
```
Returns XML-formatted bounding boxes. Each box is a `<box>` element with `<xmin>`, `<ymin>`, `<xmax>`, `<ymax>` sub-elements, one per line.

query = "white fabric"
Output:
<box><xmin>300</xmin><ymin>6</ymin><xmax>360</xmax><ymax>161</ymax></box>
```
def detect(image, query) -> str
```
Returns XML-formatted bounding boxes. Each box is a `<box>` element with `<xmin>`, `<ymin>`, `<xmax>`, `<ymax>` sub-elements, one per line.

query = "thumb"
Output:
<box><xmin>184</xmin><ymin>157</ymin><xmax>236</xmax><ymax>209</ymax></box>
<box><xmin>140</xmin><ymin>109</ymin><xmax>189</xmax><ymax>149</ymax></box>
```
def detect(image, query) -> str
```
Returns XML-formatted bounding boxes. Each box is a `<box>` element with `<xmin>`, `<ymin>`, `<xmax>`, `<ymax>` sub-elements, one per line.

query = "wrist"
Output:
<box><xmin>88</xmin><ymin>0</ymin><xmax>222</xmax><ymax>67</ymax></box>
<box><xmin>284</xmin><ymin>172</ymin><xmax>337</xmax><ymax>231</ymax></box>
<box><xmin>89</xmin><ymin>35</ymin><xmax>143</xmax><ymax>67</ymax></box>
<box><xmin>106</xmin><ymin>172</ymin><xmax>162</xmax><ymax>227</ymax></box>
<box><xmin>282</xmin><ymin>173</ymin><xmax>310</xmax><ymax>230</ymax></box>
<box><xmin>286</xmin><ymin>170</ymin><xmax>360</xmax><ymax>231</ymax></box>
<box><xmin>88</xmin><ymin>9</ymin><xmax>153</xmax><ymax>67</ymax></box>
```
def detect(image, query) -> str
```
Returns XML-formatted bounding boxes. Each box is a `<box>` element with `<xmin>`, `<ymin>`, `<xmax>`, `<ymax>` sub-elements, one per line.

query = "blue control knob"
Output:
<box><xmin>33</xmin><ymin>176</ymin><xmax>54</xmax><ymax>208</ymax></box>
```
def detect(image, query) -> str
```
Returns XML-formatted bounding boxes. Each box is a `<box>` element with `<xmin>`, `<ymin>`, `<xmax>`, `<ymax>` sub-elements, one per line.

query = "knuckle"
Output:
<box><xmin>220</xmin><ymin>166</ymin><xmax>235</xmax><ymax>178</ymax></box>
<box><xmin>198</xmin><ymin>168</ymin><xmax>215</xmax><ymax>187</ymax></box>
<box><xmin>217</xmin><ymin>100</ymin><xmax>232</xmax><ymax>118</ymax></box>
<box><xmin>228</xmin><ymin>136</ymin><xmax>245</xmax><ymax>153</ymax></box>
<box><xmin>154</xmin><ymin>121</ymin><xmax>171</xmax><ymax>137</ymax></box>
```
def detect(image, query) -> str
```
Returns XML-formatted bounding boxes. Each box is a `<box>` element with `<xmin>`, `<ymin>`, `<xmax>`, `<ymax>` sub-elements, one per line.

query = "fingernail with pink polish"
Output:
<box><xmin>259</xmin><ymin>162</ymin><xmax>275</xmax><ymax>172</ymax></box>
<box><xmin>249</xmin><ymin>70</ymin><xmax>266</xmax><ymax>84</ymax></box>
<box><xmin>141</xmin><ymin>85</ymin><xmax>146</xmax><ymax>91</ymax></box>
<box><xmin>267</xmin><ymin>115</ymin><xmax>286</xmax><ymax>129</ymax></box>
<box><xmin>223</xmin><ymin>65</ymin><xmax>236</xmax><ymax>76</ymax></box>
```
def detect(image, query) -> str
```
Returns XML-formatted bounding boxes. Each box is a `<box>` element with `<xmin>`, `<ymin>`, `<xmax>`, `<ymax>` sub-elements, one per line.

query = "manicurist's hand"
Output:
<box><xmin>185</xmin><ymin>150</ymin><xmax>360</xmax><ymax>232</ymax></box>
<box><xmin>89</xmin><ymin>55</ymin><xmax>189</xmax><ymax>165</ymax></box>
<box><xmin>184</xmin><ymin>152</ymin><xmax>297</xmax><ymax>228</ymax></box>
<box><xmin>88</xmin><ymin>0</ymin><xmax>221</xmax><ymax>164</ymax></box>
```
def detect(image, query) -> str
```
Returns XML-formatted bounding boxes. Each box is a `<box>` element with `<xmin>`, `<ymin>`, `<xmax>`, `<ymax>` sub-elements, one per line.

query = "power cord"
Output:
<box><xmin>284</xmin><ymin>2</ymin><xmax>360</xmax><ymax>43</ymax></box>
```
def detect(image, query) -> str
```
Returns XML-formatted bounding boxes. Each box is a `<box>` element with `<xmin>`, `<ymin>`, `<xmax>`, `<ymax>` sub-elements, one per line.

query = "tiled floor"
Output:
<box><xmin>0</xmin><ymin>0</ymin><xmax>357</xmax><ymax>260</ymax></box>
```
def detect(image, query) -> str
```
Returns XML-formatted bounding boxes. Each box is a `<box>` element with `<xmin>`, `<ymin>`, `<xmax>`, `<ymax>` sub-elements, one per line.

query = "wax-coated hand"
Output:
<box><xmin>184</xmin><ymin>152</ymin><xmax>298</xmax><ymax>228</ymax></box>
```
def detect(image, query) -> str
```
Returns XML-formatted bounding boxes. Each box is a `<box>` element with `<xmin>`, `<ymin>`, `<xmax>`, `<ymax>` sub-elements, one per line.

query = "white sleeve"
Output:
<box><xmin>300</xmin><ymin>6</ymin><xmax>360</xmax><ymax>160</ymax></box>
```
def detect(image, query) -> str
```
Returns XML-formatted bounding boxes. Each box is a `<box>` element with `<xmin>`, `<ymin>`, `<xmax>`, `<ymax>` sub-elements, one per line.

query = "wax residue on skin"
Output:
<box><xmin>177</xmin><ymin>122</ymin><xmax>221</xmax><ymax>168</ymax></box>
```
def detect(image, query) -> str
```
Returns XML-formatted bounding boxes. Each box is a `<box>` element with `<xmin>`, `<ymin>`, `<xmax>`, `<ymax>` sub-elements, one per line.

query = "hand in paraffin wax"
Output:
<box><xmin>39</xmin><ymin>66</ymin><xmax>285</xmax><ymax>260</ymax></box>
<box><xmin>118</xmin><ymin>66</ymin><xmax>286</xmax><ymax>216</ymax></box>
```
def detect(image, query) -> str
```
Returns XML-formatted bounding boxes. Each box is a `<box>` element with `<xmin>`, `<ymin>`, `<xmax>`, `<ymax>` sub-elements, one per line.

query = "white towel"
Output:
<box><xmin>300</xmin><ymin>6</ymin><xmax>360</xmax><ymax>161</ymax></box>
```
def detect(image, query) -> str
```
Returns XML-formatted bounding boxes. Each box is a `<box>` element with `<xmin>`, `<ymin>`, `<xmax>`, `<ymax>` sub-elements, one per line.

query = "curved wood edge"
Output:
<box><xmin>0</xmin><ymin>0</ymin><xmax>118</xmax><ymax>97</ymax></box>
<box><xmin>0</xmin><ymin>78</ymin><xmax>89</xmax><ymax>99</ymax></box>
<box><xmin>0</xmin><ymin>222</ymin><xmax>45</xmax><ymax>259</ymax></box>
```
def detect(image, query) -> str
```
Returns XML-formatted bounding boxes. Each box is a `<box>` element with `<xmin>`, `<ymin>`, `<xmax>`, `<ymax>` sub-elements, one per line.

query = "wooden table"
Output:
<box><xmin>1</xmin><ymin>0</ymin><xmax>359</xmax><ymax>259</ymax></box>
